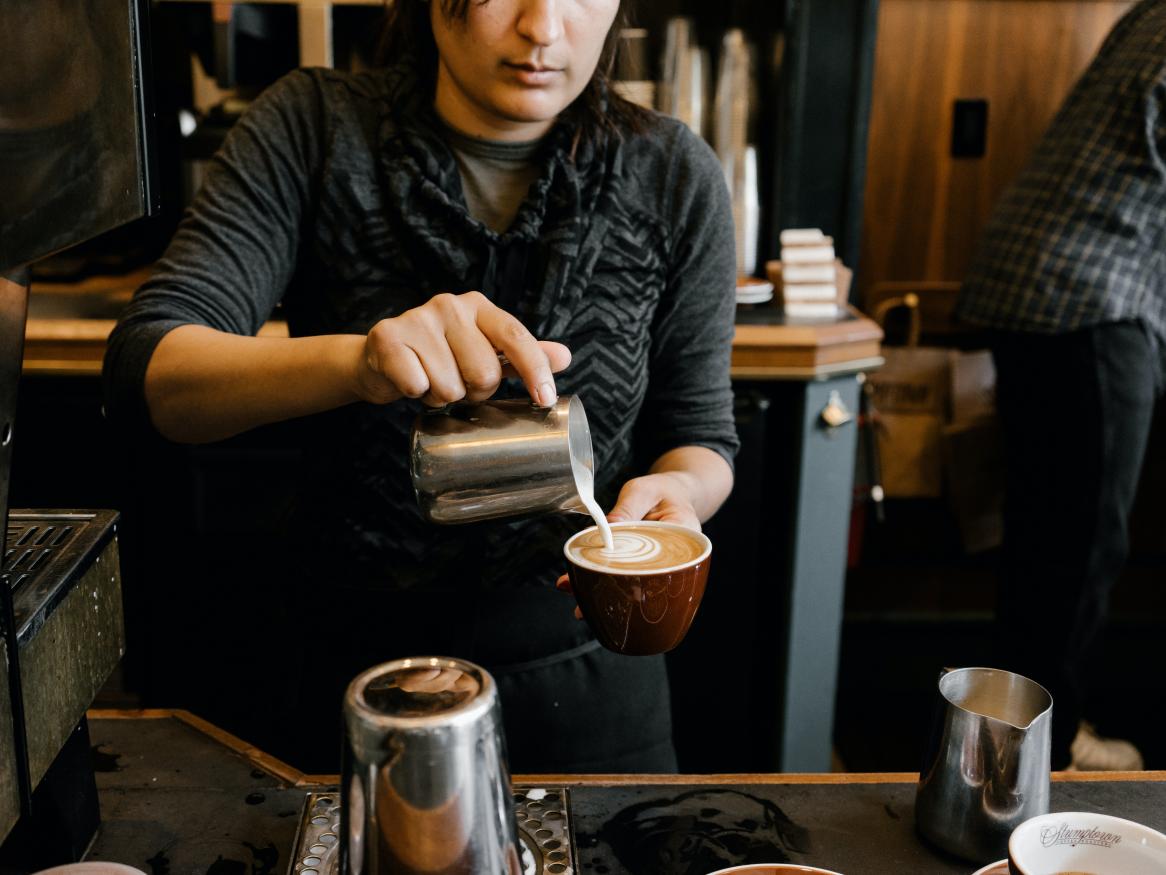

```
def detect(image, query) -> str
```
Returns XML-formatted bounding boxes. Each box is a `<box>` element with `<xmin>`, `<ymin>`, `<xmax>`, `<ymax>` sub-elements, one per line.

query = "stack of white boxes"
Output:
<box><xmin>779</xmin><ymin>228</ymin><xmax>839</xmax><ymax>320</ymax></box>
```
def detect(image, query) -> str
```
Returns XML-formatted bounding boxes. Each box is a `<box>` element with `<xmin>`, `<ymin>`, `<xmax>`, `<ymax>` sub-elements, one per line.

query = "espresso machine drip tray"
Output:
<box><xmin>288</xmin><ymin>786</ymin><xmax>576</xmax><ymax>875</ymax></box>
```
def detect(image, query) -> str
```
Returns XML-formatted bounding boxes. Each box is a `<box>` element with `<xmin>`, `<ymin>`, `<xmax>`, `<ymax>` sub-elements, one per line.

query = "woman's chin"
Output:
<box><xmin>490</xmin><ymin>90</ymin><xmax>576</xmax><ymax>128</ymax></box>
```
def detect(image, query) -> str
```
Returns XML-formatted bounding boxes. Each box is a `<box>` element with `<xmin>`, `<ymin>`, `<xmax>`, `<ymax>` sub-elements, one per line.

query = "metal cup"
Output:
<box><xmin>915</xmin><ymin>667</ymin><xmax>1053</xmax><ymax>863</ymax></box>
<box><xmin>340</xmin><ymin>656</ymin><xmax>522</xmax><ymax>875</ymax></box>
<box><xmin>410</xmin><ymin>396</ymin><xmax>595</xmax><ymax>524</ymax></box>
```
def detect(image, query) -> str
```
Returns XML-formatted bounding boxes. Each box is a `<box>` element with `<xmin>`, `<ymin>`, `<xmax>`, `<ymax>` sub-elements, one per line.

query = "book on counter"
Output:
<box><xmin>781</xmin><ymin>242</ymin><xmax>835</xmax><ymax>264</ymax></box>
<box><xmin>782</xmin><ymin>263</ymin><xmax>837</xmax><ymax>283</ymax></box>
<box><xmin>779</xmin><ymin>228</ymin><xmax>828</xmax><ymax>246</ymax></box>
<box><xmin>783</xmin><ymin>301</ymin><xmax>842</xmax><ymax>320</ymax></box>
<box><xmin>781</xmin><ymin>282</ymin><xmax>837</xmax><ymax>302</ymax></box>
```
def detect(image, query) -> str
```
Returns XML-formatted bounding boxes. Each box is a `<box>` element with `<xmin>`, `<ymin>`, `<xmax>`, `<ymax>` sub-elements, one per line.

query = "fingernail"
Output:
<box><xmin>538</xmin><ymin>381</ymin><xmax>557</xmax><ymax>407</ymax></box>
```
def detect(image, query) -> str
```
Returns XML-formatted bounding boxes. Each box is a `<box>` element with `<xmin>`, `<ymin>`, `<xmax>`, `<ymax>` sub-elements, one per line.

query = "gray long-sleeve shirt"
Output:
<box><xmin>104</xmin><ymin>62</ymin><xmax>738</xmax><ymax>603</ymax></box>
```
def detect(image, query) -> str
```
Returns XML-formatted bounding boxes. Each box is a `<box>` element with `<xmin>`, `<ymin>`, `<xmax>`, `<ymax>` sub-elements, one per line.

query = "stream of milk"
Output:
<box><xmin>573</xmin><ymin>461</ymin><xmax>614</xmax><ymax>550</ymax></box>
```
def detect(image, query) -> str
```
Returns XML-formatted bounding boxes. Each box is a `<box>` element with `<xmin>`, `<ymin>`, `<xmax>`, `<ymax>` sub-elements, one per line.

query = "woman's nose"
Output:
<box><xmin>516</xmin><ymin>0</ymin><xmax>565</xmax><ymax>46</ymax></box>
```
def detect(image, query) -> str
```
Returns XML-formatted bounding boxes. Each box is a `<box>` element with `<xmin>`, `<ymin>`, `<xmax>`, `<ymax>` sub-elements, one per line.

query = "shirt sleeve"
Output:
<box><xmin>637</xmin><ymin>124</ymin><xmax>740</xmax><ymax>471</ymax></box>
<box><xmin>102</xmin><ymin>69</ymin><xmax>324</xmax><ymax>431</ymax></box>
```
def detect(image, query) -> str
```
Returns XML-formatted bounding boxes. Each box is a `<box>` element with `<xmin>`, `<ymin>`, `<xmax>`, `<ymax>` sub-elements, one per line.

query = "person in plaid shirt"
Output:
<box><xmin>957</xmin><ymin>0</ymin><xmax>1166</xmax><ymax>771</ymax></box>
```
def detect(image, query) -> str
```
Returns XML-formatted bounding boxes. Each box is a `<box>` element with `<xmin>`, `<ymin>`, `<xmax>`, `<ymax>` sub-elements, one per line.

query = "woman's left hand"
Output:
<box><xmin>606</xmin><ymin>471</ymin><xmax>703</xmax><ymax>532</ymax></box>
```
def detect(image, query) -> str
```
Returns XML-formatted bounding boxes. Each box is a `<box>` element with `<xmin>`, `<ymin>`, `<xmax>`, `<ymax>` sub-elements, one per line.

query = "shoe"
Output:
<box><xmin>1067</xmin><ymin>721</ymin><xmax>1144</xmax><ymax>771</ymax></box>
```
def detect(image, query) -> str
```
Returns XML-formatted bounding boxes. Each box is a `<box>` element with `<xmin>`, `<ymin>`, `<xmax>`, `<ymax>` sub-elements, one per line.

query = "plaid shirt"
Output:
<box><xmin>956</xmin><ymin>0</ymin><xmax>1166</xmax><ymax>346</ymax></box>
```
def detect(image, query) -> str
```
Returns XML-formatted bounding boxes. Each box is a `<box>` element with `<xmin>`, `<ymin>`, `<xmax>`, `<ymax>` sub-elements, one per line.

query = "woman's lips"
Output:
<box><xmin>504</xmin><ymin>63</ymin><xmax>563</xmax><ymax>86</ymax></box>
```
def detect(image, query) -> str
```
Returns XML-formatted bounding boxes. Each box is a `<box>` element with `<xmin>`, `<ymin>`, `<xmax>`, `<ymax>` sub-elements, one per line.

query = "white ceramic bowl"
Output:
<box><xmin>1009</xmin><ymin>811</ymin><xmax>1166</xmax><ymax>874</ymax></box>
<box><xmin>969</xmin><ymin>862</ymin><xmax>1009</xmax><ymax>875</ymax></box>
<box><xmin>706</xmin><ymin>865</ymin><xmax>845</xmax><ymax>875</ymax></box>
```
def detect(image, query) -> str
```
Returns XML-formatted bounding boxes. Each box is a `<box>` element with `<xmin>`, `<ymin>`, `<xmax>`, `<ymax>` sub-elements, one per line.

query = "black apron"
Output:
<box><xmin>268</xmin><ymin>569</ymin><xmax>676</xmax><ymax>775</ymax></box>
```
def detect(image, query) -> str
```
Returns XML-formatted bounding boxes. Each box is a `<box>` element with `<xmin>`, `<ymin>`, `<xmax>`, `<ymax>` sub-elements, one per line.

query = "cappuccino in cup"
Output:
<box><xmin>565</xmin><ymin>523</ymin><xmax>707</xmax><ymax>572</ymax></box>
<box><xmin>563</xmin><ymin>521</ymin><xmax>712</xmax><ymax>655</ymax></box>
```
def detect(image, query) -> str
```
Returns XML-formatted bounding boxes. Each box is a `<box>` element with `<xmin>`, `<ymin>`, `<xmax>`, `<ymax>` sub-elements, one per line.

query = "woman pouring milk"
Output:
<box><xmin>104</xmin><ymin>0</ymin><xmax>738</xmax><ymax>772</ymax></box>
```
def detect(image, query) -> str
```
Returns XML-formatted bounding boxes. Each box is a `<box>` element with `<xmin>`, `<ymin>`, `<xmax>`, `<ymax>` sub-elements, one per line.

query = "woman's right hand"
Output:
<box><xmin>354</xmin><ymin>291</ymin><xmax>572</xmax><ymax>408</ymax></box>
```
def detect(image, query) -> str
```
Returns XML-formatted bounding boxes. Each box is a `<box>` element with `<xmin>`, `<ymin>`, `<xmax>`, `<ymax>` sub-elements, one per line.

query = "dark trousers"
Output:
<box><xmin>991</xmin><ymin>321</ymin><xmax>1158</xmax><ymax>768</ymax></box>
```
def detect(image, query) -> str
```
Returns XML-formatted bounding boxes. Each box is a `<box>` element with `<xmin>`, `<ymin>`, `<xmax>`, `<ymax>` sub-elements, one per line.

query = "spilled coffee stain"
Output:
<box><xmin>245</xmin><ymin>791</ymin><xmax>266</xmax><ymax>805</ymax></box>
<box><xmin>91</xmin><ymin>743</ymin><xmax>123</xmax><ymax>772</ymax></box>
<box><xmin>884</xmin><ymin>802</ymin><xmax>900</xmax><ymax>820</ymax></box>
<box><xmin>146</xmin><ymin>850</ymin><xmax>170</xmax><ymax>875</ymax></box>
<box><xmin>590</xmin><ymin>788</ymin><xmax>810</xmax><ymax>875</ymax></box>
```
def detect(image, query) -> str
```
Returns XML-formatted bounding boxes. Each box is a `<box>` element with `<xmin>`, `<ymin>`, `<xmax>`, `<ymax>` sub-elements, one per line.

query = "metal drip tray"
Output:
<box><xmin>2</xmin><ymin>510</ymin><xmax>119</xmax><ymax>643</ymax></box>
<box><xmin>289</xmin><ymin>786</ymin><xmax>576</xmax><ymax>875</ymax></box>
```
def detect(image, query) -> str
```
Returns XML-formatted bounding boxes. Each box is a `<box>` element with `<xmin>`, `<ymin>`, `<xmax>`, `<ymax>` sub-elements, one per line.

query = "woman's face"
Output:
<box><xmin>431</xmin><ymin>0</ymin><xmax>620</xmax><ymax>141</ymax></box>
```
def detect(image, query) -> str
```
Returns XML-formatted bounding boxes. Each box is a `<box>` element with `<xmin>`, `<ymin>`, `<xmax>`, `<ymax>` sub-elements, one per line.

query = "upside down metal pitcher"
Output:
<box><xmin>915</xmin><ymin>666</ymin><xmax>1053</xmax><ymax>863</ymax></box>
<box><xmin>341</xmin><ymin>657</ymin><xmax>522</xmax><ymax>875</ymax></box>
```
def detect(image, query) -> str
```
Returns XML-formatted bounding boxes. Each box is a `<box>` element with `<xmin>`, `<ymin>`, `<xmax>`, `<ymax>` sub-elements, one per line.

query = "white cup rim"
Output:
<box><xmin>1009</xmin><ymin>811</ymin><xmax>1166</xmax><ymax>874</ymax></box>
<box><xmin>563</xmin><ymin>519</ymin><xmax>712</xmax><ymax>575</ymax></box>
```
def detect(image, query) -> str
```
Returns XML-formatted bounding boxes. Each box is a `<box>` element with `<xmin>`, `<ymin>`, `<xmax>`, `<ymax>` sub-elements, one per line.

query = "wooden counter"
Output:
<box><xmin>81</xmin><ymin>710</ymin><xmax>1166</xmax><ymax>875</ymax></box>
<box><xmin>21</xmin><ymin>273</ymin><xmax>883</xmax><ymax>379</ymax></box>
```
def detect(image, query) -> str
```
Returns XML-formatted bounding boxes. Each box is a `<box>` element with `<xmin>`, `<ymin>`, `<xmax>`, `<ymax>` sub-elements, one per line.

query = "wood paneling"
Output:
<box><xmin>859</xmin><ymin>0</ymin><xmax>1134</xmax><ymax>313</ymax></box>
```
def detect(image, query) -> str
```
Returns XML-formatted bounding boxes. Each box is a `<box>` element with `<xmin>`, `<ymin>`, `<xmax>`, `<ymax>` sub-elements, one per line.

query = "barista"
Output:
<box><xmin>104</xmin><ymin>0</ymin><xmax>738</xmax><ymax>773</ymax></box>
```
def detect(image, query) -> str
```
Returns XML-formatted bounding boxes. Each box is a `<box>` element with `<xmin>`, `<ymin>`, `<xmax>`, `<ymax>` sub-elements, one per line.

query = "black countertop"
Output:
<box><xmin>83</xmin><ymin>712</ymin><xmax>1166</xmax><ymax>875</ymax></box>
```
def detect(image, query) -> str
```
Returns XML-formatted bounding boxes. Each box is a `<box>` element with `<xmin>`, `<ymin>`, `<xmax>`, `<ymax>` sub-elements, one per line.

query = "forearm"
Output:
<box><xmin>648</xmin><ymin>446</ymin><xmax>734</xmax><ymax>523</ymax></box>
<box><xmin>144</xmin><ymin>324</ymin><xmax>369</xmax><ymax>443</ymax></box>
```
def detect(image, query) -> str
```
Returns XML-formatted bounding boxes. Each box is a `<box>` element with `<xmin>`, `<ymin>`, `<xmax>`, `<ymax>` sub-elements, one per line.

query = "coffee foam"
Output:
<box><xmin>567</xmin><ymin>523</ymin><xmax>707</xmax><ymax>572</ymax></box>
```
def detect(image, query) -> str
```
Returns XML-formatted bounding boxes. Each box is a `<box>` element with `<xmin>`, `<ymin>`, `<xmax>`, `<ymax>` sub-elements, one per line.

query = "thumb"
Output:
<box><xmin>608</xmin><ymin>479</ymin><xmax>656</xmax><ymax>523</ymax></box>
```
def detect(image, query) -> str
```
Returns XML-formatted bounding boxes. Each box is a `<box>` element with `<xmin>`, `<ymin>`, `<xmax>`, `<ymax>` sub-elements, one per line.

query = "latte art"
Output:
<box><xmin>596</xmin><ymin>531</ymin><xmax>662</xmax><ymax>564</ymax></box>
<box><xmin>568</xmin><ymin>524</ymin><xmax>707</xmax><ymax>572</ymax></box>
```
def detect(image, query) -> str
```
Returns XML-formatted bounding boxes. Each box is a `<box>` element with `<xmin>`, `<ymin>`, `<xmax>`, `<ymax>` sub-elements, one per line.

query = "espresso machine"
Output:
<box><xmin>0</xmin><ymin>0</ymin><xmax>158</xmax><ymax>863</ymax></box>
<box><xmin>0</xmin><ymin>275</ymin><xmax>124</xmax><ymax>864</ymax></box>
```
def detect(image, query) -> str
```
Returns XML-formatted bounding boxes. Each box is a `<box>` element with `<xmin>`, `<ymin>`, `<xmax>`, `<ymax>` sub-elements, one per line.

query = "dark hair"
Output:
<box><xmin>375</xmin><ymin>0</ymin><xmax>650</xmax><ymax>149</ymax></box>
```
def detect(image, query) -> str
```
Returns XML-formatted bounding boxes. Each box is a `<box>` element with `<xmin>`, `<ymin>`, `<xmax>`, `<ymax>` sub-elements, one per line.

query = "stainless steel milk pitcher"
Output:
<box><xmin>410</xmin><ymin>395</ymin><xmax>596</xmax><ymax>524</ymax></box>
<box><xmin>915</xmin><ymin>667</ymin><xmax>1052</xmax><ymax>863</ymax></box>
<box><xmin>340</xmin><ymin>656</ymin><xmax>521</xmax><ymax>875</ymax></box>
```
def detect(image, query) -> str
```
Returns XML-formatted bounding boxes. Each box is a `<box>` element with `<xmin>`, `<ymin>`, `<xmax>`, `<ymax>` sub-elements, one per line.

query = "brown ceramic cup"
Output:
<box><xmin>563</xmin><ymin>520</ymin><xmax>712</xmax><ymax>656</ymax></box>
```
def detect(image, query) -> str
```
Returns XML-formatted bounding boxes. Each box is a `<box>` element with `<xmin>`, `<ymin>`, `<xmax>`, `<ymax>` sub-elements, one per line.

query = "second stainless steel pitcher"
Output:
<box><xmin>915</xmin><ymin>667</ymin><xmax>1052</xmax><ymax>863</ymax></box>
